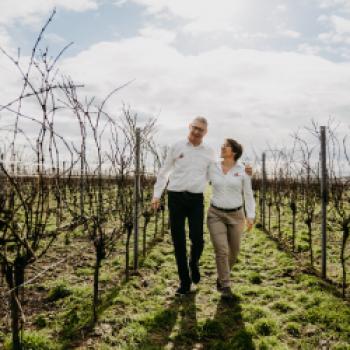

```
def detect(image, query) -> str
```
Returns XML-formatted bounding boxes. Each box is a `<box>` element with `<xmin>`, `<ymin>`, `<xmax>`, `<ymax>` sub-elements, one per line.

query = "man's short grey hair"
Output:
<box><xmin>192</xmin><ymin>116</ymin><xmax>208</xmax><ymax>126</ymax></box>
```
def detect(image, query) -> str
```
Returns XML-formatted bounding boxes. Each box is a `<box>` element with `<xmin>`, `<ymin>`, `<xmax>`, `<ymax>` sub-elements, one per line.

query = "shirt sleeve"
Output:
<box><xmin>207</xmin><ymin>161</ymin><xmax>213</xmax><ymax>184</ymax></box>
<box><xmin>206</xmin><ymin>148</ymin><xmax>216</xmax><ymax>182</ymax></box>
<box><xmin>153</xmin><ymin>144</ymin><xmax>175</xmax><ymax>199</ymax></box>
<box><xmin>242</xmin><ymin>173</ymin><xmax>255</xmax><ymax>219</ymax></box>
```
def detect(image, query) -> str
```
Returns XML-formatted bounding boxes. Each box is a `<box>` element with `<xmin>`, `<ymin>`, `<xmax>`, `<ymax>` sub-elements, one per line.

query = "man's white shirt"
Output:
<box><xmin>208</xmin><ymin>162</ymin><xmax>255</xmax><ymax>219</ymax></box>
<box><xmin>153</xmin><ymin>140</ymin><xmax>215</xmax><ymax>199</ymax></box>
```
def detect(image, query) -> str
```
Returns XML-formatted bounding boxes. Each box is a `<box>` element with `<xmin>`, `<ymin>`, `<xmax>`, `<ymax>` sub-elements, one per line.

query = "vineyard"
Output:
<box><xmin>252</xmin><ymin>123</ymin><xmax>350</xmax><ymax>299</ymax></box>
<box><xmin>1</xmin><ymin>11</ymin><xmax>350</xmax><ymax>350</ymax></box>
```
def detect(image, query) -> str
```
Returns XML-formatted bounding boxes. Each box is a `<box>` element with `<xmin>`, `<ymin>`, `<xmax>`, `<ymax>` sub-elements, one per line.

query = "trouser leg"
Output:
<box><xmin>207</xmin><ymin>209</ymin><xmax>231</xmax><ymax>287</ymax></box>
<box><xmin>227</xmin><ymin>210</ymin><xmax>245</xmax><ymax>269</ymax></box>
<box><xmin>227</xmin><ymin>224</ymin><xmax>243</xmax><ymax>269</ymax></box>
<box><xmin>188</xmin><ymin>193</ymin><xmax>204</xmax><ymax>266</ymax></box>
<box><xmin>168</xmin><ymin>192</ymin><xmax>191</xmax><ymax>287</ymax></box>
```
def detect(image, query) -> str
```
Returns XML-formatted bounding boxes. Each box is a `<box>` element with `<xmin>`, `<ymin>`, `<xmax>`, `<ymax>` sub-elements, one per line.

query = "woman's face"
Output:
<box><xmin>220</xmin><ymin>140</ymin><xmax>235</xmax><ymax>159</ymax></box>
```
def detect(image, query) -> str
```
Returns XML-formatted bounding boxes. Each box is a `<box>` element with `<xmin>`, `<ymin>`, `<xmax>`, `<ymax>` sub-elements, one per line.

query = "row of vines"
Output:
<box><xmin>252</xmin><ymin>123</ymin><xmax>350</xmax><ymax>298</ymax></box>
<box><xmin>0</xmin><ymin>11</ymin><xmax>168</xmax><ymax>349</ymax></box>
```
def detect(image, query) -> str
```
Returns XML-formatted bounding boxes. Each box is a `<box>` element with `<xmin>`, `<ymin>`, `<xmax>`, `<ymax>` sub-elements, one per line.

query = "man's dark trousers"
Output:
<box><xmin>167</xmin><ymin>190</ymin><xmax>204</xmax><ymax>288</ymax></box>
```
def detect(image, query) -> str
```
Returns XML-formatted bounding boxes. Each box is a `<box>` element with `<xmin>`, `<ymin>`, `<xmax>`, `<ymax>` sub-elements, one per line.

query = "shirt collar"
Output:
<box><xmin>215</xmin><ymin>161</ymin><xmax>244</xmax><ymax>170</ymax></box>
<box><xmin>186</xmin><ymin>139</ymin><xmax>205</xmax><ymax>148</ymax></box>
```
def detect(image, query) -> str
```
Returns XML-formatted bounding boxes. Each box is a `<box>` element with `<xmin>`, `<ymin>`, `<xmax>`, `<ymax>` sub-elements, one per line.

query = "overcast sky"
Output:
<box><xmin>0</xmin><ymin>0</ymin><xmax>349</xmax><ymax>162</ymax></box>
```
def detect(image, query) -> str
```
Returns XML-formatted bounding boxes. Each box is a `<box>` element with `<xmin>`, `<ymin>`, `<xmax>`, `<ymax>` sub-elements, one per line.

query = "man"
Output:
<box><xmin>152</xmin><ymin>117</ymin><xmax>251</xmax><ymax>295</ymax></box>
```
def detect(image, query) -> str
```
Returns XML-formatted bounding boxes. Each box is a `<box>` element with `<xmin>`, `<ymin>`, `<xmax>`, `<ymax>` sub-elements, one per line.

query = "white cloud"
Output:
<box><xmin>330</xmin><ymin>15</ymin><xmax>350</xmax><ymax>33</ymax></box>
<box><xmin>0</xmin><ymin>0</ymin><xmax>99</xmax><ymax>26</ymax></box>
<box><xmin>139</xmin><ymin>26</ymin><xmax>176</xmax><ymax>43</ymax></box>
<box><xmin>319</xmin><ymin>31</ymin><xmax>350</xmax><ymax>44</ymax></box>
<box><xmin>182</xmin><ymin>17</ymin><xmax>236</xmax><ymax>34</ymax></box>
<box><xmin>318</xmin><ymin>15</ymin><xmax>350</xmax><ymax>44</ymax></box>
<box><xmin>297</xmin><ymin>43</ymin><xmax>322</xmax><ymax>55</ymax></box>
<box><xmin>0</xmin><ymin>27</ymin><xmax>12</xmax><ymax>49</ymax></box>
<box><xmin>318</xmin><ymin>14</ymin><xmax>329</xmax><ymax>22</ymax></box>
<box><xmin>276</xmin><ymin>4</ymin><xmax>287</xmax><ymax>12</ymax></box>
<box><xmin>128</xmin><ymin>0</ymin><xmax>271</xmax><ymax>35</ymax></box>
<box><xmin>114</xmin><ymin>0</ymin><xmax>128</xmax><ymax>7</ymax></box>
<box><xmin>280</xmin><ymin>30</ymin><xmax>301</xmax><ymax>38</ymax></box>
<box><xmin>319</xmin><ymin>0</ymin><xmax>350</xmax><ymax>12</ymax></box>
<box><xmin>1</xmin><ymin>0</ymin><xmax>350</xmax><ymax>159</ymax></box>
<box><xmin>0</xmin><ymin>0</ymin><xmax>100</xmax><ymax>88</ymax></box>
<box><xmin>43</xmin><ymin>32</ymin><xmax>68</xmax><ymax>45</ymax></box>
<box><xmin>124</xmin><ymin>0</ymin><xmax>302</xmax><ymax>54</ymax></box>
<box><xmin>58</xmin><ymin>36</ymin><xmax>350</xmax><ymax>154</ymax></box>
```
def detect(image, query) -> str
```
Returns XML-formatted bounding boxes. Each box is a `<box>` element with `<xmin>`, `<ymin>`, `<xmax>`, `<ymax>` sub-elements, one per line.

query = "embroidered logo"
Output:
<box><xmin>177</xmin><ymin>153</ymin><xmax>184</xmax><ymax>159</ymax></box>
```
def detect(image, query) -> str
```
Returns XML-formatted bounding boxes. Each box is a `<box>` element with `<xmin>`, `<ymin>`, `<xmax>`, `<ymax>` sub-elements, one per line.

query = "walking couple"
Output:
<box><xmin>151</xmin><ymin>117</ymin><xmax>255</xmax><ymax>299</ymax></box>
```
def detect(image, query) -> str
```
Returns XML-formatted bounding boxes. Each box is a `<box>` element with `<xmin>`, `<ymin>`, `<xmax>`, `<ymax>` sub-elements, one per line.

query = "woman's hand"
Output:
<box><xmin>246</xmin><ymin>218</ymin><xmax>254</xmax><ymax>232</ymax></box>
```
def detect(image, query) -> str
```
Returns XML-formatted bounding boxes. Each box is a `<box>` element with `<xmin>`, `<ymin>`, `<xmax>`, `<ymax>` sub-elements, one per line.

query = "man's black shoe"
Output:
<box><xmin>216</xmin><ymin>278</ymin><xmax>224</xmax><ymax>291</ymax></box>
<box><xmin>175</xmin><ymin>285</ymin><xmax>191</xmax><ymax>296</ymax></box>
<box><xmin>189</xmin><ymin>263</ymin><xmax>200</xmax><ymax>284</ymax></box>
<box><xmin>221</xmin><ymin>287</ymin><xmax>234</xmax><ymax>299</ymax></box>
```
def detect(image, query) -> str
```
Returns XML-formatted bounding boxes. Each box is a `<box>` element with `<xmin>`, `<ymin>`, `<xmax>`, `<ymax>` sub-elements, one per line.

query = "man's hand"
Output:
<box><xmin>246</xmin><ymin>218</ymin><xmax>254</xmax><ymax>232</ymax></box>
<box><xmin>244</xmin><ymin>164</ymin><xmax>253</xmax><ymax>176</ymax></box>
<box><xmin>151</xmin><ymin>197</ymin><xmax>160</xmax><ymax>211</ymax></box>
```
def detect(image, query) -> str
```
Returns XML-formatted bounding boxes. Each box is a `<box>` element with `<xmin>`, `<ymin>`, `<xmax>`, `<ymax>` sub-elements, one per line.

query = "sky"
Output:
<box><xmin>0</xmin><ymin>0</ymin><xmax>350</xmax><ymax>164</ymax></box>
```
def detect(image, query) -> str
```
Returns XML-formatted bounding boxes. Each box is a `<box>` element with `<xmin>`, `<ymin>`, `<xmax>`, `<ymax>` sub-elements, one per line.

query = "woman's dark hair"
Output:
<box><xmin>226</xmin><ymin>138</ymin><xmax>243</xmax><ymax>161</ymax></box>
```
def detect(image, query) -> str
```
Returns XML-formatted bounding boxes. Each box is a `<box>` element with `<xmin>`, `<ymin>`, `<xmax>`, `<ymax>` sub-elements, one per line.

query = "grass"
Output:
<box><xmin>1</xmin><ymin>202</ymin><xmax>350</xmax><ymax>349</ymax></box>
<box><xmin>4</xmin><ymin>330</ymin><xmax>58</xmax><ymax>350</ymax></box>
<box><xmin>49</xmin><ymin>228</ymin><xmax>349</xmax><ymax>348</ymax></box>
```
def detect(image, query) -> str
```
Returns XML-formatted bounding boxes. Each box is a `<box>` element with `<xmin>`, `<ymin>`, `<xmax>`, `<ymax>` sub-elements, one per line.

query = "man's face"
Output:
<box><xmin>188</xmin><ymin>121</ymin><xmax>207</xmax><ymax>144</ymax></box>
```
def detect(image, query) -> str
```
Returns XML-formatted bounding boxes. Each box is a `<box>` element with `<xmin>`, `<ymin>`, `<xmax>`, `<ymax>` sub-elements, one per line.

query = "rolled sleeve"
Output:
<box><xmin>243</xmin><ymin>174</ymin><xmax>255</xmax><ymax>219</ymax></box>
<box><xmin>153</xmin><ymin>146</ymin><xmax>174</xmax><ymax>199</ymax></box>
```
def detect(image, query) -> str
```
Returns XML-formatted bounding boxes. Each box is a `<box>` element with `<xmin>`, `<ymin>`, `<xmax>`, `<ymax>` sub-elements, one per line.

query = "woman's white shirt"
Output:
<box><xmin>208</xmin><ymin>161</ymin><xmax>255</xmax><ymax>219</ymax></box>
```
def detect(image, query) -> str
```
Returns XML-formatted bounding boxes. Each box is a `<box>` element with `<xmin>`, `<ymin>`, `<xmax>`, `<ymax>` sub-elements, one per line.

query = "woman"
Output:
<box><xmin>207</xmin><ymin>138</ymin><xmax>255</xmax><ymax>298</ymax></box>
